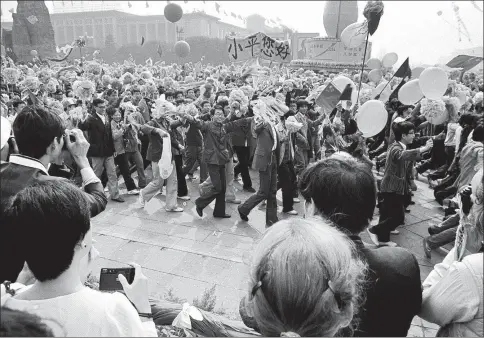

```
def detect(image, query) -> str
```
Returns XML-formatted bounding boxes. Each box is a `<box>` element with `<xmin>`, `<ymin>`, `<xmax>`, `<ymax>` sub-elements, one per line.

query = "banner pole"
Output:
<box><xmin>356</xmin><ymin>30</ymin><xmax>370</xmax><ymax>104</ymax></box>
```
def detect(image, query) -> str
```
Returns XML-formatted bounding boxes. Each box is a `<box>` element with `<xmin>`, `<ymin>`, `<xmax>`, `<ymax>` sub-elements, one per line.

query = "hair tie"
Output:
<box><xmin>281</xmin><ymin>331</ymin><xmax>300</xmax><ymax>337</ymax></box>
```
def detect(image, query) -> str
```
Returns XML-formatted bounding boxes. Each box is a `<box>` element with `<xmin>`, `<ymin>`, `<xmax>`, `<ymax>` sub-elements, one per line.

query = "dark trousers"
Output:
<box><xmin>278</xmin><ymin>160</ymin><xmax>296</xmax><ymax>212</ymax></box>
<box><xmin>428</xmin><ymin>146</ymin><xmax>455</xmax><ymax>181</ymax></box>
<box><xmin>233</xmin><ymin>145</ymin><xmax>252</xmax><ymax>189</ymax></box>
<box><xmin>140</xmin><ymin>134</ymin><xmax>150</xmax><ymax>169</ymax></box>
<box><xmin>174</xmin><ymin>154</ymin><xmax>188</xmax><ymax>197</ymax></box>
<box><xmin>371</xmin><ymin>192</ymin><xmax>405</xmax><ymax>242</ymax></box>
<box><xmin>115</xmin><ymin>153</ymin><xmax>137</xmax><ymax>191</ymax></box>
<box><xmin>196</xmin><ymin>164</ymin><xmax>226</xmax><ymax>216</ymax></box>
<box><xmin>183</xmin><ymin>145</ymin><xmax>207</xmax><ymax>182</ymax></box>
<box><xmin>239</xmin><ymin>153</ymin><xmax>278</xmax><ymax>226</ymax></box>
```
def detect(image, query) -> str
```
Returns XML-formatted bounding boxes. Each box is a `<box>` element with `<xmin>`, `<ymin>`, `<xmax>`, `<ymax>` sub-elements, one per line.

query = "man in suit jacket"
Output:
<box><xmin>367</xmin><ymin>121</ymin><xmax>433</xmax><ymax>246</ymax></box>
<box><xmin>238</xmin><ymin>115</ymin><xmax>281</xmax><ymax>227</ymax></box>
<box><xmin>298</xmin><ymin>155</ymin><xmax>422</xmax><ymax>337</ymax></box>
<box><xmin>78</xmin><ymin>98</ymin><xmax>123</xmax><ymax>202</ymax></box>
<box><xmin>1</xmin><ymin>106</ymin><xmax>107</xmax><ymax>283</ymax></box>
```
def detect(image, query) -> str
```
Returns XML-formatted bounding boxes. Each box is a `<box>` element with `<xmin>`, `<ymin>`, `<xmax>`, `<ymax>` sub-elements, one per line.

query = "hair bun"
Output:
<box><xmin>280</xmin><ymin>332</ymin><xmax>300</xmax><ymax>337</ymax></box>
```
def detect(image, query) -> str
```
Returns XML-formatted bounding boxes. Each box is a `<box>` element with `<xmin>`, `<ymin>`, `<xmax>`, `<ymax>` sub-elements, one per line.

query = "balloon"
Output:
<box><xmin>382</xmin><ymin>52</ymin><xmax>398</xmax><ymax>68</ymax></box>
<box><xmin>174</xmin><ymin>41</ymin><xmax>190</xmax><ymax>58</ymax></box>
<box><xmin>398</xmin><ymin>79</ymin><xmax>424</xmax><ymax>105</ymax></box>
<box><xmin>340</xmin><ymin>21</ymin><xmax>368</xmax><ymax>48</ymax></box>
<box><xmin>30</xmin><ymin>50</ymin><xmax>38</xmax><ymax>57</ymax></box>
<box><xmin>368</xmin><ymin>69</ymin><xmax>382</xmax><ymax>83</ymax></box>
<box><xmin>355</xmin><ymin>100</ymin><xmax>388</xmax><ymax>137</ymax></box>
<box><xmin>164</xmin><ymin>3</ymin><xmax>183</xmax><ymax>23</ymax></box>
<box><xmin>419</xmin><ymin>67</ymin><xmax>448</xmax><ymax>100</ymax></box>
<box><xmin>372</xmin><ymin>81</ymin><xmax>391</xmax><ymax>102</ymax></box>
<box><xmin>332</xmin><ymin>75</ymin><xmax>358</xmax><ymax>106</ymax></box>
<box><xmin>366</xmin><ymin>58</ymin><xmax>382</xmax><ymax>70</ymax></box>
<box><xmin>411</xmin><ymin>66</ymin><xmax>425</xmax><ymax>79</ymax></box>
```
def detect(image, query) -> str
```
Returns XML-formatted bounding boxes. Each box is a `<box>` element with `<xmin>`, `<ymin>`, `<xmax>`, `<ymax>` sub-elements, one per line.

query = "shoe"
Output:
<box><xmin>293</xmin><ymin>198</ymin><xmax>300</xmax><ymax>203</ymax></box>
<box><xmin>243</xmin><ymin>187</ymin><xmax>256</xmax><ymax>193</ymax></box>
<box><xmin>166</xmin><ymin>207</ymin><xmax>184</xmax><ymax>212</ymax></box>
<box><xmin>366</xmin><ymin>228</ymin><xmax>380</xmax><ymax>246</ymax></box>
<box><xmin>423</xmin><ymin>238</ymin><xmax>432</xmax><ymax>259</ymax></box>
<box><xmin>390</xmin><ymin>230</ymin><xmax>400</xmax><ymax>235</ymax></box>
<box><xmin>284</xmin><ymin>210</ymin><xmax>298</xmax><ymax>215</ymax></box>
<box><xmin>111</xmin><ymin>197</ymin><xmax>125</xmax><ymax>203</ymax></box>
<box><xmin>128</xmin><ymin>189</ymin><xmax>140</xmax><ymax>195</ymax></box>
<box><xmin>428</xmin><ymin>226</ymin><xmax>440</xmax><ymax>236</ymax></box>
<box><xmin>178</xmin><ymin>195</ymin><xmax>191</xmax><ymax>201</ymax></box>
<box><xmin>196</xmin><ymin>206</ymin><xmax>203</xmax><ymax>217</ymax></box>
<box><xmin>238</xmin><ymin>207</ymin><xmax>249</xmax><ymax>222</ymax></box>
<box><xmin>214</xmin><ymin>214</ymin><xmax>231</xmax><ymax>219</ymax></box>
<box><xmin>405</xmin><ymin>209</ymin><xmax>411</xmax><ymax>213</ymax></box>
<box><xmin>226</xmin><ymin>199</ymin><xmax>242</xmax><ymax>204</ymax></box>
<box><xmin>379</xmin><ymin>241</ymin><xmax>397</xmax><ymax>247</ymax></box>
<box><xmin>134</xmin><ymin>192</ymin><xmax>145</xmax><ymax>208</ymax></box>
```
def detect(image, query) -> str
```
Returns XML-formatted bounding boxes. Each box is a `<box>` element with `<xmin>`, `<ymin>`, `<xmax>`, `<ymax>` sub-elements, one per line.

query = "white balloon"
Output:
<box><xmin>341</xmin><ymin>21</ymin><xmax>368</xmax><ymax>48</ymax></box>
<box><xmin>371</xmin><ymin>81</ymin><xmax>392</xmax><ymax>102</ymax></box>
<box><xmin>368</xmin><ymin>69</ymin><xmax>382</xmax><ymax>83</ymax></box>
<box><xmin>367</xmin><ymin>58</ymin><xmax>382</xmax><ymax>70</ymax></box>
<box><xmin>398</xmin><ymin>79</ymin><xmax>424</xmax><ymax>105</ymax></box>
<box><xmin>356</xmin><ymin>100</ymin><xmax>388</xmax><ymax>138</ymax></box>
<box><xmin>382</xmin><ymin>52</ymin><xmax>398</xmax><ymax>68</ymax></box>
<box><xmin>332</xmin><ymin>75</ymin><xmax>357</xmax><ymax>107</ymax></box>
<box><xmin>419</xmin><ymin>67</ymin><xmax>448</xmax><ymax>100</ymax></box>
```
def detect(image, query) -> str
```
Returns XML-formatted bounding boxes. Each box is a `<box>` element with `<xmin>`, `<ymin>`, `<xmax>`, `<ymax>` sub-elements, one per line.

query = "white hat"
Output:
<box><xmin>1</xmin><ymin>116</ymin><xmax>12</xmax><ymax>150</ymax></box>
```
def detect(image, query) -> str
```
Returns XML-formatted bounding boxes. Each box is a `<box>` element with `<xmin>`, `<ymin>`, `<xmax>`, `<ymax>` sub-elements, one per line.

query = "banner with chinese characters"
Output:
<box><xmin>226</xmin><ymin>32</ymin><xmax>291</xmax><ymax>63</ymax></box>
<box><xmin>304</xmin><ymin>38</ymin><xmax>371</xmax><ymax>64</ymax></box>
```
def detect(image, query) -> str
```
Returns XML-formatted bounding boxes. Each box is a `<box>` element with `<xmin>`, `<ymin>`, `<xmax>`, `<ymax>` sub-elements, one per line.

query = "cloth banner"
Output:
<box><xmin>226</xmin><ymin>32</ymin><xmax>291</xmax><ymax>63</ymax></box>
<box><xmin>446</xmin><ymin>55</ymin><xmax>483</xmax><ymax>71</ymax></box>
<box><xmin>316</xmin><ymin>82</ymin><xmax>341</xmax><ymax>112</ymax></box>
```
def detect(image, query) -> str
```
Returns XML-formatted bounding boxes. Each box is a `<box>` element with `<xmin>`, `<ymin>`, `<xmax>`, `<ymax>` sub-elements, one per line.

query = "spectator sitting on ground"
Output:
<box><xmin>2</xmin><ymin>180</ymin><xmax>157</xmax><ymax>337</ymax></box>
<box><xmin>239</xmin><ymin>218</ymin><xmax>366</xmax><ymax>337</ymax></box>
<box><xmin>0</xmin><ymin>106</ymin><xmax>107</xmax><ymax>284</ymax></box>
<box><xmin>298</xmin><ymin>154</ymin><xmax>422</xmax><ymax>337</ymax></box>
<box><xmin>0</xmin><ymin>307</ymin><xmax>60</xmax><ymax>337</ymax></box>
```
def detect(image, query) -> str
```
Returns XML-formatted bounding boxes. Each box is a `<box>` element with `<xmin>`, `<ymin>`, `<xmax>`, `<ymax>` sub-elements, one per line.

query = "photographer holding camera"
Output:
<box><xmin>0</xmin><ymin>106</ymin><xmax>107</xmax><ymax>284</ymax></box>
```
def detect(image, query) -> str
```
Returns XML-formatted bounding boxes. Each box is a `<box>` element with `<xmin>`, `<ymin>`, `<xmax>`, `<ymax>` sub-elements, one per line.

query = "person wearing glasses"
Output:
<box><xmin>367</xmin><ymin>121</ymin><xmax>434</xmax><ymax>247</ymax></box>
<box><xmin>79</xmin><ymin>98</ymin><xmax>124</xmax><ymax>202</ymax></box>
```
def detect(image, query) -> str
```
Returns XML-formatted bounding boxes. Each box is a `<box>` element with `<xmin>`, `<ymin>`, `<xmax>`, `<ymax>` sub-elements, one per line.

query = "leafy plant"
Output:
<box><xmin>192</xmin><ymin>285</ymin><xmax>217</xmax><ymax>312</ymax></box>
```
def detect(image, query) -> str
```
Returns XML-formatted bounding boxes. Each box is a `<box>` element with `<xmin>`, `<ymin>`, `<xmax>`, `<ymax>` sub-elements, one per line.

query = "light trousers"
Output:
<box><xmin>91</xmin><ymin>156</ymin><xmax>120</xmax><ymax>199</ymax></box>
<box><xmin>141</xmin><ymin>160</ymin><xmax>178</xmax><ymax>210</ymax></box>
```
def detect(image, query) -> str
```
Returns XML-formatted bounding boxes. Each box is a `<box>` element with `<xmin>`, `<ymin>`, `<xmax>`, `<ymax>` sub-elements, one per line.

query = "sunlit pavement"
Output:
<box><xmin>91</xmin><ymin>165</ymin><xmax>445</xmax><ymax>335</ymax></box>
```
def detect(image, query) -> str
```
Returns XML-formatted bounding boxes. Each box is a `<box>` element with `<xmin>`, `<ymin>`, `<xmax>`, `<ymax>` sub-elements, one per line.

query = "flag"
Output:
<box><xmin>157</xmin><ymin>43</ymin><xmax>163</xmax><ymax>58</ymax></box>
<box><xmin>231</xmin><ymin>12</ymin><xmax>236</xmax><ymax>18</ymax></box>
<box><xmin>446</xmin><ymin>55</ymin><xmax>483</xmax><ymax>71</ymax></box>
<box><xmin>339</xmin><ymin>84</ymin><xmax>353</xmax><ymax>101</ymax></box>
<box><xmin>140</xmin><ymin>36</ymin><xmax>145</xmax><ymax>46</ymax></box>
<box><xmin>316</xmin><ymin>82</ymin><xmax>342</xmax><ymax>112</ymax></box>
<box><xmin>389</xmin><ymin>78</ymin><xmax>406</xmax><ymax>101</ymax></box>
<box><xmin>393</xmin><ymin>57</ymin><xmax>411</xmax><ymax>79</ymax></box>
<box><xmin>215</xmin><ymin>3</ymin><xmax>220</xmax><ymax>12</ymax></box>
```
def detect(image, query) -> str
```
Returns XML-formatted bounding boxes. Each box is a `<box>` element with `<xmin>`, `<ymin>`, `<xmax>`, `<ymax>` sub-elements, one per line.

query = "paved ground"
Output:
<box><xmin>90</xmin><ymin>164</ymin><xmax>449</xmax><ymax>336</ymax></box>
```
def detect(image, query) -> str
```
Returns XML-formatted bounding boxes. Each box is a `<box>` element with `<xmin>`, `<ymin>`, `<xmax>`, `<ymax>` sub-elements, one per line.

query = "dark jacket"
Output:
<box><xmin>230</xmin><ymin>115</ymin><xmax>252</xmax><ymax>147</ymax></box>
<box><xmin>140</xmin><ymin>117</ymin><xmax>181</xmax><ymax>163</ymax></box>
<box><xmin>252</xmin><ymin>122</ymin><xmax>281</xmax><ymax>171</ymax></box>
<box><xmin>349</xmin><ymin>236</ymin><xmax>422</xmax><ymax>337</ymax></box>
<box><xmin>189</xmin><ymin>117</ymin><xmax>253</xmax><ymax>165</ymax></box>
<box><xmin>78</xmin><ymin>112</ymin><xmax>115</xmax><ymax>158</ymax></box>
<box><xmin>0</xmin><ymin>158</ymin><xmax>107</xmax><ymax>283</ymax></box>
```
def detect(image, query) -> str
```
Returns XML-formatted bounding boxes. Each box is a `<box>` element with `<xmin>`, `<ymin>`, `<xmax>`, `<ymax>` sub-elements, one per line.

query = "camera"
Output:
<box><xmin>62</xmin><ymin>133</ymin><xmax>76</xmax><ymax>150</ymax></box>
<box><xmin>99</xmin><ymin>267</ymin><xmax>135</xmax><ymax>291</ymax></box>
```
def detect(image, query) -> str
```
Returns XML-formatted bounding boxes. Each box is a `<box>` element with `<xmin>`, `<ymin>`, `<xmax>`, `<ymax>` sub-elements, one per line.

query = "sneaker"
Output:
<box><xmin>390</xmin><ymin>230</ymin><xmax>400</xmax><ymax>235</ymax></box>
<box><xmin>178</xmin><ymin>195</ymin><xmax>191</xmax><ymax>201</ymax></box>
<box><xmin>166</xmin><ymin>207</ymin><xmax>184</xmax><ymax>212</ymax></box>
<box><xmin>238</xmin><ymin>206</ymin><xmax>249</xmax><ymax>222</ymax></box>
<box><xmin>379</xmin><ymin>241</ymin><xmax>398</xmax><ymax>247</ymax></box>
<box><xmin>423</xmin><ymin>238</ymin><xmax>432</xmax><ymax>259</ymax></box>
<box><xmin>196</xmin><ymin>205</ymin><xmax>203</xmax><ymax>217</ymax></box>
<box><xmin>226</xmin><ymin>199</ymin><xmax>242</xmax><ymax>204</ymax></box>
<box><xmin>284</xmin><ymin>210</ymin><xmax>298</xmax><ymax>215</ymax></box>
<box><xmin>293</xmin><ymin>198</ymin><xmax>300</xmax><ymax>203</ymax></box>
<box><xmin>128</xmin><ymin>189</ymin><xmax>140</xmax><ymax>195</ymax></box>
<box><xmin>134</xmin><ymin>192</ymin><xmax>145</xmax><ymax>208</ymax></box>
<box><xmin>366</xmin><ymin>228</ymin><xmax>380</xmax><ymax>246</ymax></box>
<box><xmin>111</xmin><ymin>197</ymin><xmax>125</xmax><ymax>203</ymax></box>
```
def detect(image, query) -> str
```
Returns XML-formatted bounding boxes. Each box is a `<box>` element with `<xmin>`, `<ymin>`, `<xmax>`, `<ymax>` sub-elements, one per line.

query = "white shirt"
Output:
<box><xmin>9</xmin><ymin>154</ymin><xmax>100</xmax><ymax>186</ymax></box>
<box><xmin>97</xmin><ymin>112</ymin><xmax>106</xmax><ymax>125</ymax></box>
<box><xmin>4</xmin><ymin>287</ymin><xmax>157</xmax><ymax>337</ymax></box>
<box><xmin>270</xmin><ymin>124</ymin><xmax>278</xmax><ymax>152</ymax></box>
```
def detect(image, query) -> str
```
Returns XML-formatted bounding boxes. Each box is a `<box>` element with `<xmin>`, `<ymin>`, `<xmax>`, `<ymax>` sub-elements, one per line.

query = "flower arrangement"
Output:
<box><xmin>239</xmin><ymin>85</ymin><xmax>255</xmax><ymax>102</ymax></box>
<box><xmin>286</xmin><ymin>116</ymin><xmax>303</xmax><ymax>133</ymax></box>
<box><xmin>140</xmin><ymin>70</ymin><xmax>153</xmax><ymax>81</ymax></box>
<box><xmin>473</xmin><ymin>91</ymin><xmax>483</xmax><ymax>105</ymax></box>
<box><xmin>152</xmin><ymin>99</ymin><xmax>176</xmax><ymax>119</ymax></box>
<box><xmin>443</xmin><ymin>96</ymin><xmax>461</xmax><ymax>122</ymax></box>
<box><xmin>421</xmin><ymin>98</ymin><xmax>448</xmax><ymax>125</ymax></box>
<box><xmin>46</xmin><ymin>99</ymin><xmax>64</xmax><ymax>115</ymax></box>
<box><xmin>122</xmin><ymin>72</ymin><xmax>135</xmax><ymax>85</ymax></box>
<box><xmin>3</xmin><ymin>68</ymin><xmax>21</xmax><ymax>84</ymax></box>
<box><xmin>19</xmin><ymin>76</ymin><xmax>40</xmax><ymax>92</ymax></box>
<box><xmin>46</xmin><ymin>79</ymin><xmax>58</xmax><ymax>94</ymax></box>
<box><xmin>142</xmin><ymin>82</ymin><xmax>157</xmax><ymax>97</ymax></box>
<box><xmin>37</xmin><ymin>69</ymin><xmax>53</xmax><ymax>84</ymax></box>
<box><xmin>85</xmin><ymin>62</ymin><xmax>102</xmax><ymax>75</ymax></box>
<box><xmin>72</xmin><ymin>79</ymin><xmax>95</xmax><ymax>101</ymax></box>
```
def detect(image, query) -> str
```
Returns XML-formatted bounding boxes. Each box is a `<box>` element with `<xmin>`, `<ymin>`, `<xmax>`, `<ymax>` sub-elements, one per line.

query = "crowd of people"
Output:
<box><xmin>0</xmin><ymin>52</ymin><xmax>483</xmax><ymax>337</ymax></box>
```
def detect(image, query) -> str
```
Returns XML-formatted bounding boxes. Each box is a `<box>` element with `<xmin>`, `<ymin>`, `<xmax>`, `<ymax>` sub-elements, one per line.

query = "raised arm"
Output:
<box><xmin>224</xmin><ymin>117</ymin><xmax>253</xmax><ymax>133</ymax></box>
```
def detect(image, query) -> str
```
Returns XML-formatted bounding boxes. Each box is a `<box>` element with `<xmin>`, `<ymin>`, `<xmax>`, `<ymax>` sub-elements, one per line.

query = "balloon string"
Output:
<box><xmin>356</xmin><ymin>29</ymin><xmax>370</xmax><ymax>105</ymax></box>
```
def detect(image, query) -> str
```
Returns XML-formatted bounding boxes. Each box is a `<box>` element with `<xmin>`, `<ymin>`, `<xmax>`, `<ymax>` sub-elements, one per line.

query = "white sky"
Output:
<box><xmin>1</xmin><ymin>0</ymin><xmax>483</xmax><ymax>65</ymax></box>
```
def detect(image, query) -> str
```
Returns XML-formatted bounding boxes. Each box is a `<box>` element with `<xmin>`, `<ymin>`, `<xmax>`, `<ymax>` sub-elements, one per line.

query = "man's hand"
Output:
<box><xmin>65</xmin><ymin>129</ymin><xmax>90</xmax><ymax>169</ymax></box>
<box><xmin>118</xmin><ymin>262</ymin><xmax>151</xmax><ymax>314</ymax></box>
<box><xmin>424</xmin><ymin>138</ymin><xmax>434</xmax><ymax>151</ymax></box>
